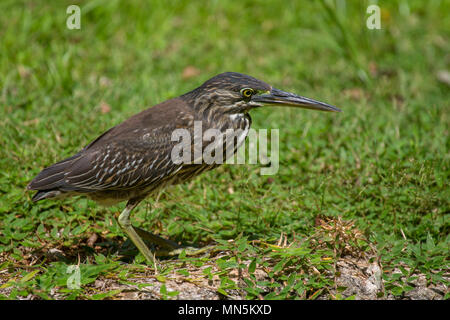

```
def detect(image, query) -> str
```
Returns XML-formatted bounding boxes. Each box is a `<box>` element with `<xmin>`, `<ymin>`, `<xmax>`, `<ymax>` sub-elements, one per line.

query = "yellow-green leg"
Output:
<box><xmin>118</xmin><ymin>198</ymin><xmax>216</xmax><ymax>263</ymax></box>
<box><xmin>118</xmin><ymin>199</ymin><xmax>157</xmax><ymax>265</ymax></box>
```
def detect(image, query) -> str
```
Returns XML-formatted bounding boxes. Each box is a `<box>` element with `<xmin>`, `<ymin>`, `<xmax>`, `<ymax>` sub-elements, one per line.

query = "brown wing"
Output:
<box><xmin>28</xmin><ymin>98</ymin><xmax>194</xmax><ymax>194</ymax></box>
<box><xmin>64</xmin><ymin>135</ymin><xmax>181</xmax><ymax>191</ymax></box>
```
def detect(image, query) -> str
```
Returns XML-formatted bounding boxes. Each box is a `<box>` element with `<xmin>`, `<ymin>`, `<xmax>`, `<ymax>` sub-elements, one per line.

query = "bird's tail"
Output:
<box><xmin>31</xmin><ymin>189</ymin><xmax>64</xmax><ymax>202</ymax></box>
<box><xmin>27</xmin><ymin>154</ymin><xmax>79</xmax><ymax>202</ymax></box>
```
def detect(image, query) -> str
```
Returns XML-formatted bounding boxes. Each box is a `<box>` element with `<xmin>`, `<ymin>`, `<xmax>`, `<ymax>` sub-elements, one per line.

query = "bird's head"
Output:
<box><xmin>184</xmin><ymin>72</ymin><xmax>341</xmax><ymax>115</ymax></box>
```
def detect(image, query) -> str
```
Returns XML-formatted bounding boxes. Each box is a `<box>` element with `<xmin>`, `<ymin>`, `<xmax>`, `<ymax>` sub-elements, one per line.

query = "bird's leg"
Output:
<box><xmin>119</xmin><ymin>199</ymin><xmax>215</xmax><ymax>259</ymax></box>
<box><xmin>118</xmin><ymin>199</ymin><xmax>157</xmax><ymax>266</ymax></box>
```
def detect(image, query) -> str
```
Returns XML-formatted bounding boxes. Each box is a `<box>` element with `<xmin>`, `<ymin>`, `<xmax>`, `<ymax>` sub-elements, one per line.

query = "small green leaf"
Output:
<box><xmin>91</xmin><ymin>289</ymin><xmax>123</xmax><ymax>300</ymax></box>
<box><xmin>21</xmin><ymin>269</ymin><xmax>40</xmax><ymax>283</ymax></box>
<box><xmin>177</xmin><ymin>269</ymin><xmax>189</xmax><ymax>277</ymax></box>
<box><xmin>248</xmin><ymin>259</ymin><xmax>256</xmax><ymax>274</ymax></box>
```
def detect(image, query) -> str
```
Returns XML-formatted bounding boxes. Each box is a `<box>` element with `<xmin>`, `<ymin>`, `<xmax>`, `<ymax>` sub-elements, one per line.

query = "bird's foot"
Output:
<box><xmin>134</xmin><ymin>227</ymin><xmax>180</xmax><ymax>250</ymax></box>
<box><xmin>133</xmin><ymin>227</ymin><xmax>218</xmax><ymax>258</ymax></box>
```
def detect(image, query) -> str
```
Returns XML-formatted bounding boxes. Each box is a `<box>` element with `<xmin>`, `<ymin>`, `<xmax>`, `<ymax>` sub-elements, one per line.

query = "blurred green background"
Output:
<box><xmin>0</xmin><ymin>0</ymin><xmax>448</xmax><ymax>299</ymax></box>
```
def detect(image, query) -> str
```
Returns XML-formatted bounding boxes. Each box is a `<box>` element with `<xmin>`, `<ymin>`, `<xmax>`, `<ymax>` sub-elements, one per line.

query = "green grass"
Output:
<box><xmin>0</xmin><ymin>0</ymin><xmax>449</xmax><ymax>299</ymax></box>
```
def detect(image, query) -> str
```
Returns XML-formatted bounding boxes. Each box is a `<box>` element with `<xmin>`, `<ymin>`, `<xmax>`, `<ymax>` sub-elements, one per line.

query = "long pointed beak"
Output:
<box><xmin>252</xmin><ymin>88</ymin><xmax>341</xmax><ymax>112</ymax></box>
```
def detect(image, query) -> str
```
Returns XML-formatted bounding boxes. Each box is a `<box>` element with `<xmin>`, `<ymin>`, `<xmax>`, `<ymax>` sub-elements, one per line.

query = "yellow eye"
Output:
<box><xmin>240</xmin><ymin>88</ymin><xmax>254</xmax><ymax>98</ymax></box>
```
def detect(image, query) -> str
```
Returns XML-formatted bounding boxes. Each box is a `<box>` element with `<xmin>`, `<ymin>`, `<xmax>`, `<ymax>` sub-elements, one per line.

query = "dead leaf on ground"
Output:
<box><xmin>18</xmin><ymin>65</ymin><xmax>31</xmax><ymax>78</ymax></box>
<box><xmin>368</xmin><ymin>61</ymin><xmax>378</xmax><ymax>77</ymax></box>
<box><xmin>436</xmin><ymin>70</ymin><xmax>450</xmax><ymax>86</ymax></box>
<box><xmin>99</xmin><ymin>76</ymin><xmax>112</xmax><ymax>88</ymax></box>
<box><xmin>87</xmin><ymin>233</ymin><xmax>98</xmax><ymax>248</ymax></box>
<box><xmin>99</xmin><ymin>101</ymin><xmax>111</xmax><ymax>114</ymax></box>
<box><xmin>343</xmin><ymin>88</ymin><xmax>365</xmax><ymax>101</ymax></box>
<box><xmin>23</xmin><ymin>118</ymin><xmax>40</xmax><ymax>126</ymax></box>
<box><xmin>182</xmin><ymin>66</ymin><xmax>201</xmax><ymax>80</ymax></box>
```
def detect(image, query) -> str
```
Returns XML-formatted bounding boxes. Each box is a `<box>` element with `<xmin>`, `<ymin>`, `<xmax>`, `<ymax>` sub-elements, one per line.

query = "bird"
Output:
<box><xmin>27</xmin><ymin>72</ymin><xmax>340</xmax><ymax>264</ymax></box>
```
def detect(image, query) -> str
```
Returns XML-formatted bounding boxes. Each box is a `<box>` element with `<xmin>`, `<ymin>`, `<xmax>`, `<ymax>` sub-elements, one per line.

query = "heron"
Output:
<box><xmin>28</xmin><ymin>72</ymin><xmax>340</xmax><ymax>264</ymax></box>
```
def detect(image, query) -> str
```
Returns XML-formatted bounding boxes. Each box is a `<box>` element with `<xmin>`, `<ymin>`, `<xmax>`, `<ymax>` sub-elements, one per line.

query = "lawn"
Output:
<box><xmin>0</xmin><ymin>0</ymin><xmax>448</xmax><ymax>300</ymax></box>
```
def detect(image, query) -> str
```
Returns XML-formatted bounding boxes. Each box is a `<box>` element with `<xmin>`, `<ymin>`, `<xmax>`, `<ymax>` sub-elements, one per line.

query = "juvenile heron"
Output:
<box><xmin>28</xmin><ymin>72</ymin><xmax>340</xmax><ymax>264</ymax></box>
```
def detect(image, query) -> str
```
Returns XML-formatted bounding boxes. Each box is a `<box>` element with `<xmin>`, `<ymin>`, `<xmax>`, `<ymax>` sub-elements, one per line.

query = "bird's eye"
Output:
<box><xmin>240</xmin><ymin>88</ymin><xmax>254</xmax><ymax>99</ymax></box>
